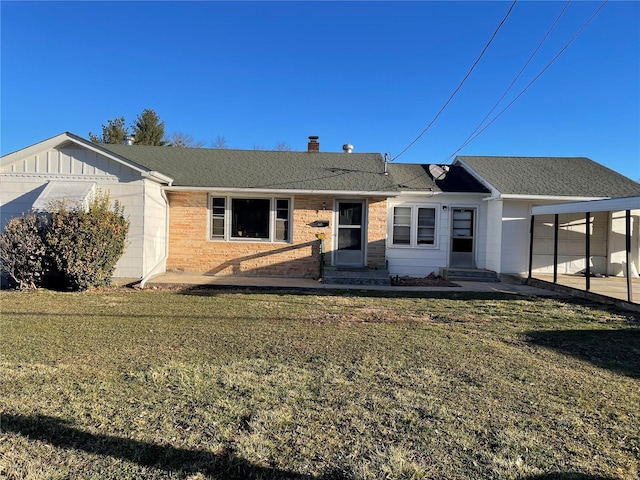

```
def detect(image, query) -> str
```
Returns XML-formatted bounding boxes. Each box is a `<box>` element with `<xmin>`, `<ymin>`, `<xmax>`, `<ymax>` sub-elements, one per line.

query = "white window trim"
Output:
<box><xmin>388</xmin><ymin>203</ymin><xmax>440</xmax><ymax>249</ymax></box>
<box><xmin>208</xmin><ymin>194</ymin><xmax>293</xmax><ymax>243</ymax></box>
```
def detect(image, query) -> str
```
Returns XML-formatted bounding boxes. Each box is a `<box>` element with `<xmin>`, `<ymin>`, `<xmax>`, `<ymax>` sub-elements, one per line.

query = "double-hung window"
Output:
<box><xmin>210</xmin><ymin>196</ymin><xmax>291</xmax><ymax>242</ymax></box>
<box><xmin>391</xmin><ymin>205</ymin><xmax>437</xmax><ymax>247</ymax></box>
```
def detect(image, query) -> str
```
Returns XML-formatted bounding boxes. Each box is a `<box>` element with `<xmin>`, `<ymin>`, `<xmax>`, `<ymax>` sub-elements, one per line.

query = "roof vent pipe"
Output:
<box><xmin>342</xmin><ymin>143</ymin><xmax>354</xmax><ymax>153</ymax></box>
<box><xmin>123</xmin><ymin>134</ymin><xmax>134</xmax><ymax>146</ymax></box>
<box><xmin>308</xmin><ymin>136</ymin><xmax>319</xmax><ymax>153</ymax></box>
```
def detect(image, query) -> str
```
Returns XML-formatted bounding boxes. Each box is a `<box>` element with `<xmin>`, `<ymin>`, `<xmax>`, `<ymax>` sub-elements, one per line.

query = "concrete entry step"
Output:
<box><xmin>322</xmin><ymin>267</ymin><xmax>391</xmax><ymax>286</ymax></box>
<box><xmin>441</xmin><ymin>268</ymin><xmax>500</xmax><ymax>283</ymax></box>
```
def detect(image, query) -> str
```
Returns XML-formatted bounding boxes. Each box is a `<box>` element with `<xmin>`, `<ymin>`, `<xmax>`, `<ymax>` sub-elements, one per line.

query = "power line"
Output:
<box><xmin>441</xmin><ymin>0</ymin><xmax>572</xmax><ymax>164</ymax></box>
<box><xmin>391</xmin><ymin>0</ymin><xmax>518</xmax><ymax>162</ymax></box>
<box><xmin>391</xmin><ymin>0</ymin><xmax>609</xmax><ymax>191</ymax></box>
<box><xmin>443</xmin><ymin>0</ymin><xmax>609</xmax><ymax>161</ymax></box>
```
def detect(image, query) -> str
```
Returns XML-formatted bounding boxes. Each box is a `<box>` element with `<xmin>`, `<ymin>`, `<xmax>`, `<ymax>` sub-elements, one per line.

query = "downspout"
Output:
<box><xmin>140</xmin><ymin>188</ymin><xmax>170</xmax><ymax>289</ymax></box>
<box><xmin>528</xmin><ymin>214</ymin><xmax>534</xmax><ymax>280</ymax></box>
<box><xmin>585</xmin><ymin>211</ymin><xmax>591</xmax><ymax>292</ymax></box>
<box><xmin>626</xmin><ymin>210</ymin><xmax>633</xmax><ymax>303</ymax></box>
<box><xmin>553</xmin><ymin>214</ymin><xmax>559</xmax><ymax>284</ymax></box>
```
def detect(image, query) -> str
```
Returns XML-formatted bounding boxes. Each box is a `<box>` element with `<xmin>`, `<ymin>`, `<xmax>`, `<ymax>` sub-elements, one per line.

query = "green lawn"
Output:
<box><xmin>1</xmin><ymin>288</ymin><xmax>638</xmax><ymax>479</ymax></box>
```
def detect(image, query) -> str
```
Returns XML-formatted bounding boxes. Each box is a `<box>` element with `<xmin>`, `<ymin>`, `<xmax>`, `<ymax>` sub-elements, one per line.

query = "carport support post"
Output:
<box><xmin>528</xmin><ymin>214</ymin><xmax>535</xmax><ymax>279</ymax></box>
<box><xmin>585</xmin><ymin>212</ymin><xmax>591</xmax><ymax>292</ymax></box>
<box><xmin>626</xmin><ymin>209</ymin><xmax>633</xmax><ymax>303</ymax></box>
<box><xmin>553</xmin><ymin>214</ymin><xmax>559</xmax><ymax>284</ymax></box>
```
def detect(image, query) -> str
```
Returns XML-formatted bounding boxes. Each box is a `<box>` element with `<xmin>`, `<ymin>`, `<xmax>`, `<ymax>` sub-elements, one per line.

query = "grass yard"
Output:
<box><xmin>1</xmin><ymin>287</ymin><xmax>638</xmax><ymax>479</ymax></box>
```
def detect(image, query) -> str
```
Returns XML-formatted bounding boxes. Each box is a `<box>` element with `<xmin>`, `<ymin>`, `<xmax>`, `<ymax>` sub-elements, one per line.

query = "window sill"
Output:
<box><xmin>210</xmin><ymin>238</ymin><xmax>291</xmax><ymax>244</ymax></box>
<box><xmin>388</xmin><ymin>244</ymin><xmax>439</xmax><ymax>249</ymax></box>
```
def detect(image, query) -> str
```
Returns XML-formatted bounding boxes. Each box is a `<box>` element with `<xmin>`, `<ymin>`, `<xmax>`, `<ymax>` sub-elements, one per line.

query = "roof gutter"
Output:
<box><xmin>162</xmin><ymin>186</ymin><xmax>399</xmax><ymax>196</ymax></box>
<box><xmin>482</xmin><ymin>194</ymin><xmax>607</xmax><ymax>202</ymax></box>
<box><xmin>395</xmin><ymin>190</ymin><xmax>487</xmax><ymax>197</ymax></box>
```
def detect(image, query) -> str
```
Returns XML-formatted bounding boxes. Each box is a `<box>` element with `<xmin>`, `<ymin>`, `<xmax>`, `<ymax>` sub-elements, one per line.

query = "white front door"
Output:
<box><xmin>334</xmin><ymin>201</ymin><xmax>365</xmax><ymax>266</ymax></box>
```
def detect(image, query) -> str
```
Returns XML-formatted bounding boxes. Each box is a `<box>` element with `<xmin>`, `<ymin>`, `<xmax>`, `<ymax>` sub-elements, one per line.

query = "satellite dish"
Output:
<box><xmin>429</xmin><ymin>164</ymin><xmax>449</xmax><ymax>181</ymax></box>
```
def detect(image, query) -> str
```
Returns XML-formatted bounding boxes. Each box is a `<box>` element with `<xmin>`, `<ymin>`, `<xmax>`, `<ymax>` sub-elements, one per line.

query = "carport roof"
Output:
<box><xmin>531</xmin><ymin>195</ymin><xmax>640</xmax><ymax>215</ymax></box>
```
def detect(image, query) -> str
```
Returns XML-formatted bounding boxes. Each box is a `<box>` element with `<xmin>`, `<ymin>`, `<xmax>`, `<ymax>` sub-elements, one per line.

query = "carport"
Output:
<box><xmin>528</xmin><ymin>196</ymin><xmax>640</xmax><ymax>304</ymax></box>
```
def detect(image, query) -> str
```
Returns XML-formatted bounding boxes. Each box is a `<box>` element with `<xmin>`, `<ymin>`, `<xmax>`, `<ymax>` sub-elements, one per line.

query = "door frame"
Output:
<box><xmin>449</xmin><ymin>207</ymin><xmax>477</xmax><ymax>268</ymax></box>
<box><xmin>332</xmin><ymin>199</ymin><xmax>367</xmax><ymax>267</ymax></box>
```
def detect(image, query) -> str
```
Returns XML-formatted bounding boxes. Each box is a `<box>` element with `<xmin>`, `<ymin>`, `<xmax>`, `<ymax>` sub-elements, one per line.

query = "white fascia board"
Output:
<box><xmin>532</xmin><ymin>196</ymin><xmax>640</xmax><ymax>215</ymax></box>
<box><xmin>395</xmin><ymin>190</ymin><xmax>485</xmax><ymax>198</ymax></box>
<box><xmin>163</xmin><ymin>186</ymin><xmax>398</xmax><ymax>197</ymax></box>
<box><xmin>1</xmin><ymin>132</ymin><xmax>168</xmax><ymax>181</ymax></box>
<box><xmin>393</xmin><ymin>190</ymin><xmax>439</xmax><ymax>197</ymax></box>
<box><xmin>499</xmin><ymin>194</ymin><xmax>606</xmax><ymax>201</ymax></box>
<box><xmin>1</xmin><ymin>132</ymin><xmax>71</xmax><ymax>167</ymax></box>
<box><xmin>483</xmin><ymin>194</ymin><xmax>606</xmax><ymax>202</ymax></box>
<box><xmin>142</xmin><ymin>170</ymin><xmax>174</xmax><ymax>186</ymax></box>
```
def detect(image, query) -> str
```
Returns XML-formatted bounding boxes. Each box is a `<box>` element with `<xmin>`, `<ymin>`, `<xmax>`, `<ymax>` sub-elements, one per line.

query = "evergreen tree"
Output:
<box><xmin>88</xmin><ymin>117</ymin><xmax>128</xmax><ymax>144</ymax></box>
<box><xmin>131</xmin><ymin>109</ymin><xmax>167</xmax><ymax>145</ymax></box>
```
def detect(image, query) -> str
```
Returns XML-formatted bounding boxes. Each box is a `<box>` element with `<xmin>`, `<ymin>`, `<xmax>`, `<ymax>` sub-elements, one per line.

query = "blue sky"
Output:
<box><xmin>2</xmin><ymin>1</ymin><xmax>639</xmax><ymax>180</ymax></box>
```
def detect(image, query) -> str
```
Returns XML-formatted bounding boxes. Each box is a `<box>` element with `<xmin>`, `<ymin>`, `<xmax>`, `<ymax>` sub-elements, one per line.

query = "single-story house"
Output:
<box><xmin>2</xmin><ymin>132</ymin><xmax>639</xmax><ymax>284</ymax></box>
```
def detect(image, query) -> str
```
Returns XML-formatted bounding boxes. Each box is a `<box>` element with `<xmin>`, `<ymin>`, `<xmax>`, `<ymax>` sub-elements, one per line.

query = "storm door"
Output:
<box><xmin>450</xmin><ymin>208</ymin><xmax>476</xmax><ymax>268</ymax></box>
<box><xmin>334</xmin><ymin>201</ymin><xmax>365</xmax><ymax>266</ymax></box>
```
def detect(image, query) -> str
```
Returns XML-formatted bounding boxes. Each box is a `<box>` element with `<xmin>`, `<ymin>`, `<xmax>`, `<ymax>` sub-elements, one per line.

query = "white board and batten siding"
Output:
<box><xmin>385</xmin><ymin>194</ymin><xmax>487</xmax><ymax>277</ymax></box>
<box><xmin>1</xmin><ymin>146</ymin><xmax>168</xmax><ymax>279</ymax></box>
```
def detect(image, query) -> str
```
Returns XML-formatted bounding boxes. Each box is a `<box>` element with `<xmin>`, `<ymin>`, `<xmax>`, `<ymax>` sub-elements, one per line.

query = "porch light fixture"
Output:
<box><xmin>442</xmin><ymin>205</ymin><xmax>448</xmax><ymax>211</ymax></box>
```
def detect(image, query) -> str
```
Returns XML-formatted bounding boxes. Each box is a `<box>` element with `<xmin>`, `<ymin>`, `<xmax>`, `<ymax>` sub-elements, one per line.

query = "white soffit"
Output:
<box><xmin>32</xmin><ymin>181</ymin><xmax>96</xmax><ymax>211</ymax></box>
<box><xmin>532</xmin><ymin>196</ymin><xmax>640</xmax><ymax>216</ymax></box>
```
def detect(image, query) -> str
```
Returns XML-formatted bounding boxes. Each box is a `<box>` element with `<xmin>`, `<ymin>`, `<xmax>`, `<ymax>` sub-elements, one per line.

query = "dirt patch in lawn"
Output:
<box><xmin>391</xmin><ymin>273</ymin><xmax>460</xmax><ymax>287</ymax></box>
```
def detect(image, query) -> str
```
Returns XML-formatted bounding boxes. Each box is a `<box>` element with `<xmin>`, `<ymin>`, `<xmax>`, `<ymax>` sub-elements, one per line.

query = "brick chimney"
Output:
<box><xmin>307</xmin><ymin>136</ymin><xmax>319</xmax><ymax>153</ymax></box>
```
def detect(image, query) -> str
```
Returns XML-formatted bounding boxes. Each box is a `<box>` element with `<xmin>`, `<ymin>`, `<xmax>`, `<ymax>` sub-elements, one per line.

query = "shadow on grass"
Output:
<box><xmin>179</xmin><ymin>285</ymin><xmax>529</xmax><ymax>302</ymax></box>
<box><xmin>1</xmin><ymin>413</ymin><xmax>319</xmax><ymax>479</ymax></box>
<box><xmin>2</xmin><ymin>414</ymin><xmax>626</xmax><ymax>479</ymax></box>
<box><xmin>525</xmin><ymin>328</ymin><xmax>640</xmax><ymax>379</ymax></box>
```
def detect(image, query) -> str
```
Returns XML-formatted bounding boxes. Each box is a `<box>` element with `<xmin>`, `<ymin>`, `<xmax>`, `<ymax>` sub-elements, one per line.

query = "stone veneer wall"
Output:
<box><xmin>365</xmin><ymin>197</ymin><xmax>388</xmax><ymax>269</ymax></box>
<box><xmin>167</xmin><ymin>192</ymin><xmax>388</xmax><ymax>277</ymax></box>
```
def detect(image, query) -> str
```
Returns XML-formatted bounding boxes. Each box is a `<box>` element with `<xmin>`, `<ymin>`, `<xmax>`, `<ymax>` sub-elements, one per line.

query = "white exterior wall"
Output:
<box><xmin>499</xmin><ymin>201</ymin><xmax>534</xmax><ymax>274</ymax></box>
<box><xmin>142</xmin><ymin>181</ymin><xmax>169</xmax><ymax>278</ymax></box>
<box><xmin>531</xmin><ymin>211</ymin><xmax>608</xmax><ymax>275</ymax></box>
<box><xmin>473</xmin><ymin>200</ymin><xmax>488</xmax><ymax>270</ymax></box>
<box><xmin>0</xmin><ymin>145</ymin><xmax>164</xmax><ymax>279</ymax></box>
<box><xmin>386</xmin><ymin>194</ymin><xmax>486</xmax><ymax>277</ymax></box>
<box><xmin>608</xmin><ymin>209</ymin><xmax>640</xmax><ymax>277</ymax></box>
<box><xmin>484</xmin><ymin>199</ymin><xmax>503</xmax><ymax>272</ymax></box>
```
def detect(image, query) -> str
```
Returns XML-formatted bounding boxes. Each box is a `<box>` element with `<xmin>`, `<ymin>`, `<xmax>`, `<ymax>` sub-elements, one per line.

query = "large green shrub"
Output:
<box><xmin>0</xmin><ymin>212</ymin><xmax>48</xmax><ymax>289</ymax></box>
<box><xmin>45</xmin><ymin>192</ymin><xmax>129</xmax><ymax>290</ymax></box>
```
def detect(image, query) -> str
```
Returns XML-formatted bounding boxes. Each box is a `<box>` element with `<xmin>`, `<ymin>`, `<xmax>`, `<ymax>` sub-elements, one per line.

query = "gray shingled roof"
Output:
<box><xmin>387</xmin><ymin>163</ymin><xmax>490</xmax><ymax>193</ymax></box>
<box><xmin>99</xmin><ymin>144</ymin><xmax>492</xmax><ymax>194</ymax></box>
<box><xmin>456</xmin><ymin>156</ymin><xmax>640</xmax><ymax>197</ymax></box>
<box><xmin>100</xmin><ymin>144</ymin><xmax>400</xmax><ymax>192</ymax></box>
